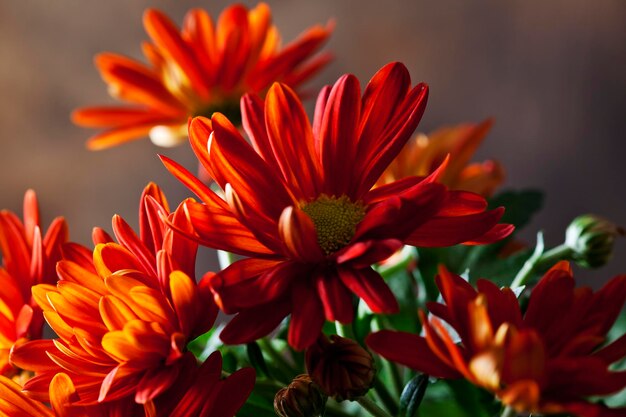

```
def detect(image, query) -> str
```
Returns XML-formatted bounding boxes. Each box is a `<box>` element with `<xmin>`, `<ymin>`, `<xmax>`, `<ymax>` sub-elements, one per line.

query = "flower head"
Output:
<box><xmin>367</xmin><ymin>262</ymin><xmax>626</xmax><ymax>417</ymax></box>
<box><xmin>274</xmin><ymin>374</ymin><xmax>327</xmax><ymax>417</ymax></box>
<box><xmin>9</xmin><ymin>184</ymin><xmax>228</xmax><ymax>413</ymax></box>
<box><xmin>305</xmin><ymin>335</ymin><xmax>375</xmax><ymax>401</ymax></box>
<box><xmin>378</xmin><ymin>119</ymin><xmax>504</xmax><ymax>197</ymax></box>
<box><xmin>565</xmin><ymin>214</ymin><xmax>625</xmax><ymax>268</ymax></box>
<box><xmin>163</xmin><ymin>62</ymin><xmax>513</xmax><ymax>350</ymax></box>
<box><xmin>72</xmin><ymin>3</ymin><xmax>333</xmax><ymax>149</ymax></box>
<box><xmin>0</xmin><ymin>190</ymin><xmax>68</xmax><ymax>377</ymax></box>
<box><xmin>0</xmin><ymin>356</ymin><xmax>254</xmax><ymax>417</ymax></box>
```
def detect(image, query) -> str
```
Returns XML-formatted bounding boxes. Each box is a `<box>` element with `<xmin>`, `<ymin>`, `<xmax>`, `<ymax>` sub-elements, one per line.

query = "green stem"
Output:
<box><xmin>356</xmin><ymin>396</ymin><xmax>394</xmax><ymax>417</ymax></box>
<box><xmin>254</xmin><ymin>378</ymin><xmax>284</xmax><ymax>390</ymax></box>
<box><xmin>324</xmin><ymin>402</ymin><xmax>354</xmax><ymax>417</ymax></box>
<box><xmin>257</xmin><ymin>339</ymin><xmax>296</xmax><ymax>383</ymax></box>
<box><xmin>511</xmin><ymin>233</ymin><xmax>572</xmax><ymax>288</ymax></box>
<box><xmin>372</xmin><ymin>376</ymin><xmax>399</xmax><ymax>416</ymax></box>
<box><xmin>335</xmin><ymin>321</ymin><xmax>355</xmax><ymax>339</ymax></box>
<box><xmin>500</xmin><ymin>405</ymin><xmax>518</xmax><ymax>417</ymax></box>
<box><xmin>217</xmin><ymin>249</ymin><xmax>235</xmax><ymax>270</ymax></box>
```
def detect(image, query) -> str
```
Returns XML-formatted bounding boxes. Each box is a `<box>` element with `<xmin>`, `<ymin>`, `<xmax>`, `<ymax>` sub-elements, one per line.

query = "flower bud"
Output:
<box><xmin>274</xmin><ymin>374</ymin><xmax>327</xmax><ymax>417</ymax></box>
<box><xmin>305</xmin><ymin>335</ymin><xmax>375</xmax><ymax>401</ymax></box>
<box><xmin>565</xmin><ymin>214</ymin><xmax>624</xmax><ymax>268</ymax></box>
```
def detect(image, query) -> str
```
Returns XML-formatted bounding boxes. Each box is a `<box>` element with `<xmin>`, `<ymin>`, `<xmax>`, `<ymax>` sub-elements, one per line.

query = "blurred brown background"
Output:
<box><xmin>1</xmin><ymin>0</ymin><xmax>624</xmax><ymax>284</ymax></box>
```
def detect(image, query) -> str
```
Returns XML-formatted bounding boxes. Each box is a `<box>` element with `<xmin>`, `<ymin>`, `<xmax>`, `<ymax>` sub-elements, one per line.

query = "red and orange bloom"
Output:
<box><xmin>72</xmin><ymin>3</ymin><xmax>333</xmax><ymax>150</ymax></box>
<box><xmin>367</xmin><ymin>262</ymin><xmax>626</xmax><ymax>417</ymax></box>
<box><xmin>0</xmin><ymin>190</ymin><xmax>68</xmax><ymax>378</ymax></box>
<box><xmin>378</xmin><ymin>119</ymin><xmax>505</xmax><ymax>197</ymax></box>
<box><xmin>0</xmin><ymin>356</ymin><xmax>254</xmax><ymax>417</ymax></box>
<box><xmin>9</xmin><ymin>184</ymin><xmax>252</xmax><ymax>414</ymax></box>
<box><xmin>0</xmin><ymin>372</ymin><xmax>139</xmax><ymax>417</ymax></box>
<box><xmin>162</xmin><ymin>62</ymin><xmax>513</xmax><ymax>350</ymax></box>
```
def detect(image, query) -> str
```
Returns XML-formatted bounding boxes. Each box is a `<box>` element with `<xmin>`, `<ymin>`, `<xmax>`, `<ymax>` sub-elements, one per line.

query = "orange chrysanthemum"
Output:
<box><xmin>0</xmin><ymin>356</ymin><xmax>253</xmax><ymax>417</ymax></box>
<box><xmin>162</xmin><ymin>62</ymin><xmax>513</xmax><ymax>350</ymax></box>
<box><xmin>0</xmin><ymin>372</ymin><xmax>139</xmax><ymax>417</ymax></box>
<box><xmin>0</xmin><ymin>190</ymin><xmax>68</xmax><ymax>378</ymax></box>
<box><xmin>367</xmin><ymin>262</ymin><xmax>626</xmax><ymax>417</ymax></box>
<box><xmin>378</xmin><ymin>119</ymin><xmax>505</xmax><ymax>197</ymax></box>
<box><xmin>9</xmin><ymin>184</ymin><xmax>253</xmax><ymax>415</ymax></box>
<box><xmin>72</xmin><ymin>3</ymin><xmax>332</xmax><ymax>150</ymax></box>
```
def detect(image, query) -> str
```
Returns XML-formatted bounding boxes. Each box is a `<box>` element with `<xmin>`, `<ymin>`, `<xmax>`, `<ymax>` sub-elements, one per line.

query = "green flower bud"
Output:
<box><xmin>305</xmin><ymin>335</ymin><xmax>376</xmax><ymax>401</ymax></box>
<box><xmin>565</xmin><ymin>214</ymin><xmax>624</xmax><ymax>268</ymax></box>
<box><xmin>274</xmin><ymin>374</ymin><xmax>327</xmax><ymax>417</ymax></box>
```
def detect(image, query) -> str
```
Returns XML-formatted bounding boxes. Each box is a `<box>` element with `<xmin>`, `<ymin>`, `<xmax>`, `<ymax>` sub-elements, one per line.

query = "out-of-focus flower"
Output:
<box><xmin>9</xmin><ymin>184</ymin><xmax>243</xmax><ymax>414</ymax></box>
<box><xmin>565</xmin><ymin>214</ymin><xmax>625</xmax><ymax>268</ymax></box>
<box><xmin>378</xmin><ymin>119</ymin><xmax>504</xmax><ymax>197</ymax></box>
<box><xmin>367</xmin><ymin>262</ymin><xmax>626</xmax><ymax>417</ymax></box>
<box><xmin>72</xmin><ymin>3</ymin><xmax>333</xmax><ymax>150</ymax></box>
<box><xmin>162</xmin><ymin>62</ymin><xmax>513</xmax><ymax>350</ymax></box>
<box><xmin>0</xmin><ymin>190</ymin><xmax>68</xmax><ymax>378</ymax></box>
<box><xmin>274</xmin><ymin>374</ymin><xmax>327</xmax><ymax>417</ymax></box>
<box><xmin>305</xmin><ymin>335</ymin><xmax>375</xmax><ymax>401</ymax></box>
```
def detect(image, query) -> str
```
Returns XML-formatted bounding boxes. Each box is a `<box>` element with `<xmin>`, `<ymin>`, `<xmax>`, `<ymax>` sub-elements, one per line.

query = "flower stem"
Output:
<box><xmin>217</xmin><ymin>249</ymin><xmax>235</xmax><ymax>270</ymax></box>
<box><xmin>356</xmin><ymin>396</ymin><xmax>393</xmax><ymax>417</ymax></box>
<box><xmin>500</xmin><ymin>405</ymin><xmax>518</xmax><ymax>417</ymax></box>
<box><xmin>511</xmin><ymin>232</ymin><xmax>573</xmax><ymax>288</ymax></box>
<box><xmin>372</xmin><ymin>376</ymin><xmax>399</xmax><ymax>416</ymax></box>
<box><xmin>335</xmin><ymin>321</ymin><xmax>355</xmax><ymax>339</ymax></box>
<box><xmin>257</xmin><ymin>338</ymin><xmax>296</xmax><ymax>383</ymax></box>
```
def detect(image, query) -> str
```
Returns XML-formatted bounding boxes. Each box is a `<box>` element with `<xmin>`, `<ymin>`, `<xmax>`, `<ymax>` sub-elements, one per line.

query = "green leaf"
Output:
<box><xmin>399</xmin><ymin>374</ymin><xmax>428</xmax><ymax>417</ymax></box>
<box><xmin>246</xmin><ymin>342</ymin><xmax>271</xmax><ymax>378</ymax></box>
<box><xmin>383</xmin><ymin>267</ymin><xmax>420</xmax><ymax>333</ymax></box>
<box><xmin>489</xmin><ymin>189</ymin><xmax>544</xmax><ymax>229</ymax></box>
<box><xmin>188</xmin><ymin>327</ymin><xmax>220</xmax><ymax>361</ymax></box>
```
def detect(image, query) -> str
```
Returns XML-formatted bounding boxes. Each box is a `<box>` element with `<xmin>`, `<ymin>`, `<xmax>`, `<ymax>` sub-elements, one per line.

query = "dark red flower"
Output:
<box><xmin>367</xmin><ymin>262</ymin><xmax>626</xmax><ymax>417</ymax></box>
<box><xmin>163</xmin><ymin>62</ymin><xmax>513</xmax><ymax>350</ymax></box>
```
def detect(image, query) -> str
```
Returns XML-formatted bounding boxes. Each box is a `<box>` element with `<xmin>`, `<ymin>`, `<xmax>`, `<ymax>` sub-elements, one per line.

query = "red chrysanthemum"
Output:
<box><xmin>367</xmin><ymin>262</ymin><xmax>626</xmax><ymax>417</ymax></box>
<box><xmin>162</xmin><ymin>62</ymin><xmax>513</xmax><ymax>350</ymax></box>
<box><xmin>72</xmin><ymin>3</ymin><xmax>332</xmax><ymax>149</ymax></box>
<box><xmin>10</xmin><ymin>184</ymin><xmax>253</xmax><ymax>415</ymax></box>
<box><xmin>0</xmin><ymin>190</ymin><xmax>68</xmax><ymax>378</ymax></box>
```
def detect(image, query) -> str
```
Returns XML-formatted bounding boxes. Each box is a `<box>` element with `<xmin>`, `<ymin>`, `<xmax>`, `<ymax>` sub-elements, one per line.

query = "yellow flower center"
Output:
<box><xmin>301</xmin><ymin>195</ymin><xmax>366</xmax><ymax>255</ymax></box>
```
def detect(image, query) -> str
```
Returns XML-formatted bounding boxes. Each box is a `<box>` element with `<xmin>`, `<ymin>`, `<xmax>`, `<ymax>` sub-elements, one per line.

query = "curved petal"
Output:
<box><xmin>143</xmin><ymin>9</ymin><xmax>210</xmax><ymax>98</ymax></box>
<box><xmin>208</xmin><ymin>258</ymin><xmax>298</xmax><ymax>313</ymax></box>
<box><xmin>314</xmin><ymin>269</ymin><xmax>354</xmax><ymax>323</ymax></box>
<box><xmin>288</xmin><ymin>280</ymin><xmax>325</xmax><ymax>350</ymax></box>
<box><xmin>220</xmin><ymin>299</ymin><xmax>291</xmax><ymax>345</ymax></box>
<box><xmin>366</xmin><ymin>330</ymin><xmax>460</xmax><ymax>378</ymax></box>
<box><xmin>208</xmin><ymin>113</ymin><xmax>294</xmax><ymax>220</ymax></box>
<box><xmin>407</xmin><ymin>207</ymin><xmax>508</xmax><ymax>247</ymax></box>
<box><xmin>338</xmin><ymin>267</ymin><xmax>398</xmax><ymax>314</ymax></box>
<box><xmin>265</xmin><ymin>83</ymin><xmax>322</xmax><ymax>198</ymax></box>
<box><xmin>319</xmin><ymin>74</ymin><xmax>361</xmax><ymax>197</ymax></box>
<box><xmin>278</xmin><ymin>206</ymin><xmax>324</xmax><ymax>262</ymax></box>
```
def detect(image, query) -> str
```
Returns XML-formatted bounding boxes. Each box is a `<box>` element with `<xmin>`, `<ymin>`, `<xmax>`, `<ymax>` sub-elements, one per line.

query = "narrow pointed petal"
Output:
<box><xmin>278</xmin><ymin>206</ymin><xmax>324</xmax><ymax>262</ymax></box>
<box><xmin>220</xmin><ymin>299</ymin><xmax>291</xmax><ymax>344</ymax></box>
<box><xmin>315</xmin><ymin>270</ymin><xmax>354</xmax><ymax>323</ymax></box>
<box><xmin>338</xmin><ymin>267</ymin><xmax>398</xmax><ymax>314</ymax></box>
<box><xmin>366</xmin><ymin>331</ymin><xmax>460</xmax><ymax>378</ymax></box>
<box><xmin>265</xmin><ymin>83</ymin><xmax>322</xmax><ymax>198</ymax></box>
<box><xmin>289</xmin><ymin>281</ymin><xmax>325</xmax><ymax>350</ymax></box>
<box><xmin>319</xmin><ymin>74</ymin><xmax>361</xmax><ymax>196</ymax></box>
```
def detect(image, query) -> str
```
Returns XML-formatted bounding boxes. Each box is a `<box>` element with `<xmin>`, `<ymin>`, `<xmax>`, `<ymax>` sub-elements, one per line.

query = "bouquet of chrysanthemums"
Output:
<box><xmin>1</xmin><ymin>4</ymin><xmax>625</xmax><ymax>417</ymax></box>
